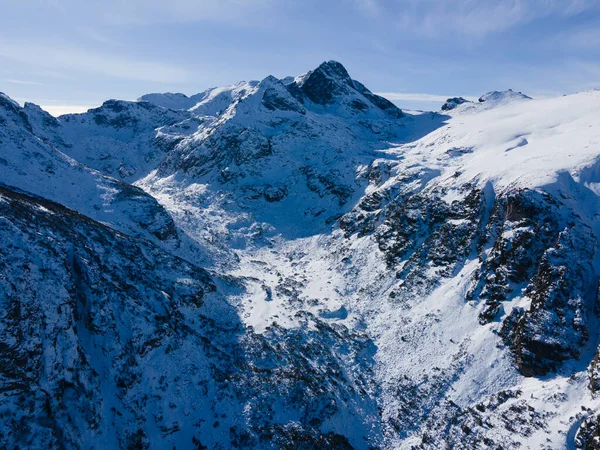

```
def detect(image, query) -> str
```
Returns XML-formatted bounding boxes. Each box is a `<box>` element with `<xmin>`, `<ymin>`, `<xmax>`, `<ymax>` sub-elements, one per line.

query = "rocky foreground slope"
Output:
<box><xmin>2</xmin><ymin>62</ymin><xmax>600</xmax><ymax>449</ymax></box>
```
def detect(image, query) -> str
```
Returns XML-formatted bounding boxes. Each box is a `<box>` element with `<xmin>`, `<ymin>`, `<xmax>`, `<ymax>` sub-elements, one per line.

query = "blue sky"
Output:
<box><xmin>2</xmin><ymin>0</ymin><xmax>600</xmax><ymax>114</ymax></box>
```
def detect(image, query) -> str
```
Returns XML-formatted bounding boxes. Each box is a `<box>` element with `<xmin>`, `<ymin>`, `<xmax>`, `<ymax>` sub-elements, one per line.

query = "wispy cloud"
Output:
<box><xmin>3</xmin><ymin>78</ymin><xmax>42</xmax><ymax>85</ymax></box>
<box><xmin>76</xmin><ymin>26</ymin><xmax>123</xmax><ymax>47</ymax></box>
<box><xmin>11</xmin><ymin>0</ymin><xmax>274</xmax><ymax>26</ymax></box>
<box><xmin>359</xmin><ymin>0</ymin><xmax>600</xmax><ymax>37</ymax></box>
<box><xmin>0</xmin><ymin>41</ymin><xmax>190</xmax><ymax>83</ymax></box>
<box><xmin>91</xmin><ymin>0</ymin><xmax>273</xmax><ymax>25</ymax></box>
<box><xmin>354</xmin><ymin>0</ymin><xmax>382</xmax><ymax>17</ymax></box>
<box><xmin>47</xmin><ymin>0</ymin><xmax>67</xmax><ymax>13</ymax></box>
<box><xmin>560</xmin><ymin>26</ymin><xmax>600</xmax><ymax>49</ymax></box>
<box><xmin>376</xmin><ymin>92</ymin><xmax>478</xmax><ymax>102</ymax></box>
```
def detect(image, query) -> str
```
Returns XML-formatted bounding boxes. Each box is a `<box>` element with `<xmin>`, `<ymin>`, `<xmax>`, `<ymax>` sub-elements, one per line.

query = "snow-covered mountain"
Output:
<box><xmin>0</xmin><ymin>94</ymin><xmax>178</xmax><ymax>244</ymax></box>
<box><xmin>2</xmin><ymin>61</ymin><xmax>600</xmax><ymax>449</ymax></box>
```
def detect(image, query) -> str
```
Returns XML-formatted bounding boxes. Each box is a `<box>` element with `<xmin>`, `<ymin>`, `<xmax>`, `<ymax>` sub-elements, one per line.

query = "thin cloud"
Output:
<box><xmin>76</xmin><ymin>26</ymin><xmax>124</xmax><ymax>47</ymax></box>
<box><xmin>96</xmin><ymin>0</ymin><xmax>273</xmax><ymax>25</ymax></box>
<box><xmin>3</xmin><ymin>79</ymin><xmax>42</xmax><ymax>85</ymax></box>
<box><xmin>561</xmin><ymin>26</ymin><xmax>600</xmax><ymax>49</ymax></box>
<box><xmin>0</xmin><ymin>41</ymin><xmax>190</xmax><ymax>84</ymax></box>
<box><xmin>354</xmin><ymin>0</ymin><xmax>382</xmax><ymax>17</ymax></box>
<box><xmin>47</xmin><ymin>0</ymin><xmax>67</xmax><ymax>13</ymax></box>
<box><xmin>376</xmin><ymin>92</ymin><xmax>478</xmax><ymax>103</ymax></box>
<box><xmin>361</xmin><ymin>0</ymin><xmax>600</xmax><ymax>38</ymax></box>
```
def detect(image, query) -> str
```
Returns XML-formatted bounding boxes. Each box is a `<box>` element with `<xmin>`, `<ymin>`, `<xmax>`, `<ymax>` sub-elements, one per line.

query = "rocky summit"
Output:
<box><xmin>2</xmin><ymin>62</ymin><xmax>600</xmax><ymax>449</ymax></box>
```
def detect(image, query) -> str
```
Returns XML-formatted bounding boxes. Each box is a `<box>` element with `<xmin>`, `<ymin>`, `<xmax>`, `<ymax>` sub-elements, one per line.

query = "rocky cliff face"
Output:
<box><xmin>2</xmin><ymin>62</ymin><xmax>600</xmax><ymax>449</ymax></box>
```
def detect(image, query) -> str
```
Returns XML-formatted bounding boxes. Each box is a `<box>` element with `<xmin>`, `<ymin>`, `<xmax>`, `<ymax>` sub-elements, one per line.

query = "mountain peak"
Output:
<box><xmin>0</xmin><ymin>92</ymin><xmax>19</xmax><ymax>109</ymax></box>
<box><xmin>441</xmin><ymin>97</ymin><xmax>471</xmax><ymax>111</ymax></box>
<box><xmin>478</xmin><ymin>89</ymin><xmax>531</xmax><ymax>104</ymax></box>
<box><xmin>259</xmin><ymin>74</ymin><xmax>281</xmax><ymax>87</ymax></box>
<box><xmin>136</xmin><ymin>61</ymin><xmax>401</xmax><ymax>119</ymax></box>
<box><xmin>295</xmin><ymin>61</ymin><xmax>354</xmax><ymax>105</ymax></box>
<box><xmin>314</xmin><ymin>60</ymin><xmax>353</xmax><ymax>83</ymax></box>
<box><xmin>286</xmin><ymin>61</ymin><xmax>402</xmax><ymax>118</ymax></box>
<box><xmin>0</xmin><ymin>92</ymin><xmax>33</xmax><ymax>132</ymax></box>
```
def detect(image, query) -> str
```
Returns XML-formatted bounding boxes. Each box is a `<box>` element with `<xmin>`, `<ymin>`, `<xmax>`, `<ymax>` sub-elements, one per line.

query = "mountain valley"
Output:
<box><xmin>2</xmin><ymin>61</ymin><xmax>600</xmax><ymax>449</ymax></box>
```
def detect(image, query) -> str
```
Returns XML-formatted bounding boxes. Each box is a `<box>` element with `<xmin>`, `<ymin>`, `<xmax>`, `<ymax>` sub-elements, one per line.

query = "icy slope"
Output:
<box><xmin>411</xmin><ymin>90</ymin><xmax>600</xmax><ymax>190</ymax></box>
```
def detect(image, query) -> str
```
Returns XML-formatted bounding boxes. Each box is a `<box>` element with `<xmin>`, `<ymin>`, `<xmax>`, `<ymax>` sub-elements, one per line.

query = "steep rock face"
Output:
<box><xmin>512</xmin><ymin>223</ymin><xmax>596</xmax><ymax>376</ymax></box>
<box><xmin>575</xmin><ymin>413</ymin><xmax>600</xmax><ymax>449</ymax></box>
<box><xmin>469</xmin><ymin>190</ymin><xmax>561</xmax><ymax>323</ymax></box>
<box><xmin>342</xmin><ymin>178</ymin><xmax>598</xmax><ymax>377</ymax></box>
<box><xmin>335</xmin><ymin>182</ymin><xmax>599</xmax><ymax>449</ymax></box>
<box><xmin>466</xmin><ymin>190</ymin><xmax>597</xmax><ymax>376</ymax></box>
<box><xmin>294</xmin><ymin>60</ymin><xmax>354</xmax><ymax>105</ymax></box>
